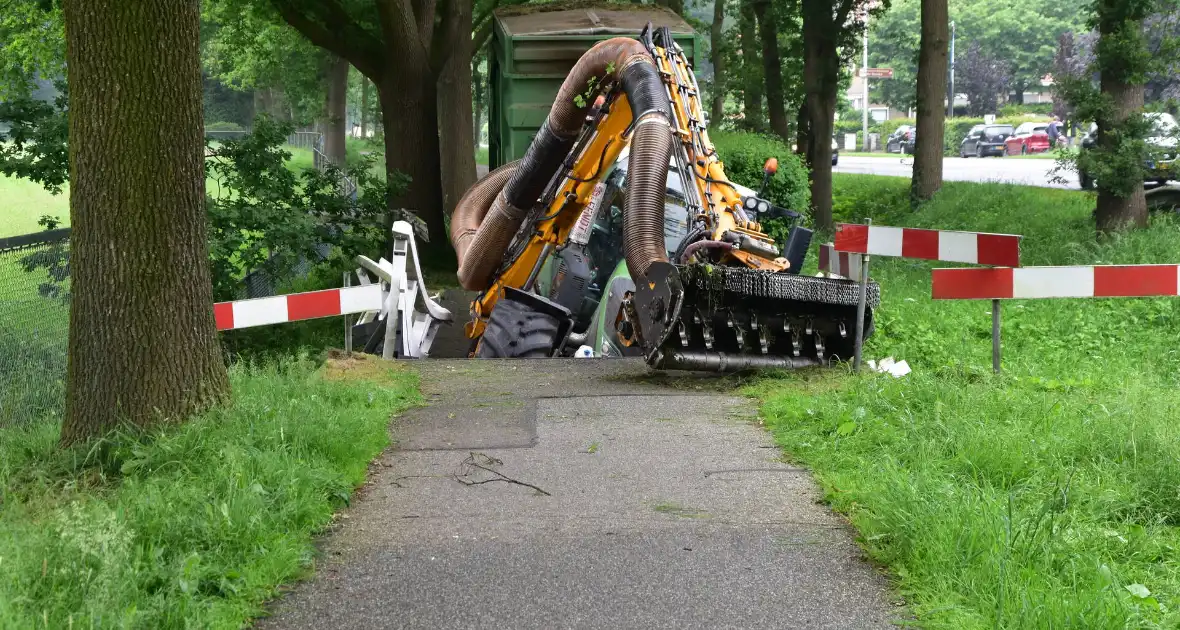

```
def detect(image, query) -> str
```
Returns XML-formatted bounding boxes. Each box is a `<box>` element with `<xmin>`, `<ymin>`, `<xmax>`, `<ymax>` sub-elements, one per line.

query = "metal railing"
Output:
<box><xmin>0</xmin><ymin>229</ymin><xmax>70</xmax><ymax>426</ymax></box>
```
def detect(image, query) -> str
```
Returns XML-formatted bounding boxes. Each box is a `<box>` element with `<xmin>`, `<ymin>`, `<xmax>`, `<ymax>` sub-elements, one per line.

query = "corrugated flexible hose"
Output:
<box><xmin>450</xmin><ymin>36</ymin><xmax>675</xmax><ymax>292</ymax></box>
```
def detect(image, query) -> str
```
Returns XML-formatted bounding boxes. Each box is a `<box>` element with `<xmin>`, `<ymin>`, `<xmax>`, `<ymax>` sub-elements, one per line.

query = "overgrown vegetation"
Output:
<box><xmin>755</xmin><ymin>174</ymin><xmax>1180</xmax><ymax>628</ymax></box>
<box><xmin>0</xmin><ymin>356</ymin><xmax>418</xmax><ymax>628</ymax></box>
<box><xmin>712</xmin><ymin>130</ymin><xmax>811</xmax><ymax>212</ymax></box>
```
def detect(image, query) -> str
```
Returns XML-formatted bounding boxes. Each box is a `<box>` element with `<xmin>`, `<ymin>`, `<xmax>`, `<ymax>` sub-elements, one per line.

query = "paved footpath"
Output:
<box><xmin>259</xmin><ymin>359</ymin><xmax>903</xmax><ymax>629</ymax></box>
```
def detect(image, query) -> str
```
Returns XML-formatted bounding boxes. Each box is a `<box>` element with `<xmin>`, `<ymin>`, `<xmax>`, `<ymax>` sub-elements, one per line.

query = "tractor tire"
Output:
<box><xmin>477</xmin><ymin>297</ymin><xmax>561</xmax><ymax>358</ymax></box>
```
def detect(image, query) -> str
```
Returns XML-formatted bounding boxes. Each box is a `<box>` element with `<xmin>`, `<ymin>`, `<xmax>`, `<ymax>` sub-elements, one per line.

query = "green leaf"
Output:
<box><xmin>837</xmin><ymin>421</ymin><xmax>858</xmax><ymax>437</ymax></box>
<box><xmin>1125</xmin><ymin>583</ymin><xmax>1151</xmax><ymax>599</ymax></box>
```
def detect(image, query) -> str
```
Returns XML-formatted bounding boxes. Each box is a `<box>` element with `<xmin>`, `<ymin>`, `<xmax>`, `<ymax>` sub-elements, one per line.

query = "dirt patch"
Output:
<box><xmin>321</xmin><ymin>351</ymin><xmax>413</xmax><ymax>384</ymax></box>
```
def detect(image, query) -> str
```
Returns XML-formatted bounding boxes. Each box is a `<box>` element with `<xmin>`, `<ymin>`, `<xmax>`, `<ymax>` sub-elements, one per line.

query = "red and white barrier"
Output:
<box><xmin>214</xmin><ymin>285</ymin><xmax>384</xmax><ymax>331</ymax></box>
<box><xmin>835</xmin><ymin>223</ymin><xmax>1022</xmax><ymax>267</ymax></box>
<box><xmin>818</xmin><ymin>243</ymin><xmax>865</xmax><ymax>281</ymax></box>
<box><xmin>932</xmin><ymin>265</ymin><xmax>1180</xmax><ymax>300</ymax></box>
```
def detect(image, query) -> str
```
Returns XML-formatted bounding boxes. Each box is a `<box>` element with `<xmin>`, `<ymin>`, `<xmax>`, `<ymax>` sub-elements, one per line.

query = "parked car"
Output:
<box><xmin>1078</xmin><ymin>113</ymin><xmax>1179</xmax><ymax>189</ymax></box>
<box><xmin>960</xmin><ymin>124</ymin><xmax>1015</xmax><ymax>158</ymax></box>
<box><xmin>832</xmin><ymin>137</ymin><xmax>839</xmax><ymax>166</ymax></box>
<box><xmin>1004</xmin><ymin>122</ymin><xmax>1051</xmax><ymax>155</ymax></box>
<box><xmin>886</xmin><ymin>125</ymin><xmax>915</xmax><ymax>153</ymax></box>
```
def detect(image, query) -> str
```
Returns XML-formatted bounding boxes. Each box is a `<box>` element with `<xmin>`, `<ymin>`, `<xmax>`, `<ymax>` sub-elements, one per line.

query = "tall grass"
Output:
<box><xmin>754</xmin><ymin>175</ymin><xmax>1180</xmax><ymax>628</ymax></box>
<box><xmin>0</xmin><ymin>356</ymin><xmax>418</xmax><ymax>628</ymax></box>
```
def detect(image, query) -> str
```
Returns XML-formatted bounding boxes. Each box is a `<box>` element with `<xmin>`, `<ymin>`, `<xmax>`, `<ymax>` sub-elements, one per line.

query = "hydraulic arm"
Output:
<box><xmin>450</xmin><ymin>25</ymin><xmax>878</xmax><ymax>370</ymax></box>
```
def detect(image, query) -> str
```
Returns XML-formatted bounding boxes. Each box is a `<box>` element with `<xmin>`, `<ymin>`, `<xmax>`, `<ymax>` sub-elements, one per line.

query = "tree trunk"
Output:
<box><xmin>753</xmin><ymin>0</ymin><xmax>789</xmax><ymax>141</ymax></box>
<box><xmin>911</xmin><ymin>0</ymin><xmax>949</xmax><ymax>206</ymax></box>
<box><xmin>1095</xmin><ymin>80</ymin><xmax>1148</xmax><ymax>232</ymax></box>
<box><xmin>60</xmin><ymin>0</ymin><xmax>229</xmax><ymax>445</ymax></box>
<box><xmin>325</xmin><ymin>55</ymin><xmax>349</xmax><ymax>164</ymax></box>
<box><xmin>360</xmin><ymin>77</ymin><xmax>369</xmax><ymax>138</ymax></box>
<box><xmin>437</xmin><ymin>0</ymin><xmax>477</xmax><ymax>217</ymax></box>
<box><xmin>1012</xmin><ymin>86</ymin><xmax>1024</xmax><ymax>105</ymax></box>
<box><xmin>800</xmin><ymin>0</ymin><xmax>840</xmax><ymax>232</ymax></box>
<box><xmin>709</xmin><ymin>0</ymin><xmax>727</xmax><ymax>126</ymax></box>
<box><xmin>739</xmin><ymin>2</ymin><xmax>764</xmax><ymax>131</ymax></box>
<box><xmin>378</xmin><ymin>75</ymin><xmax>447</xmax><ymax>253</ymax></box>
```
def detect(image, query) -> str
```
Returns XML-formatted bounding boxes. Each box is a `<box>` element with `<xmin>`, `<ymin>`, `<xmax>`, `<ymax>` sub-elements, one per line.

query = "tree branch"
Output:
<box><xmin>472</xmin><ymin>15</ymin><xmax>494</xmax><ymax>54</ymax></box>
<box><xmin>269</xmin><ymin>0</ymin><xmax>385</xmax><ymax>80</ymax></box>
<box><xmin>376</xmin><ymin>0</ymin><xmax>430</xmax><ymax>69</ymax></box>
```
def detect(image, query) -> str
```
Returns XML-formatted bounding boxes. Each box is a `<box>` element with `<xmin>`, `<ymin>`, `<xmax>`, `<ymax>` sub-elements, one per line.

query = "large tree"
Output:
<box><xmin>265</xmin><ymin>0</ymin><xmax>476</xmax><ymax>256</ymax></box>
<box><xmin>911</xmin><ymin>0</ymin><xmax>949</xmax><ymax>205</ymax></box>
<box><xmin>798</xmin><ymin>0</ymin><xmax>884</xmax><ymax>232</ymax></box>
<box><xmin>709</xmin><ymin>0</ymin><xmax>727</xmax><ymax>125</ymax></box>
<box><xmin>738</xmin><ymin>1</ymin><xmax>765</xmax><ymax>131</ymax></box>
<box><xmin>956</xmin><ymin>41</ymin><xmax>1011</xmax><ymax>115</ymax></box>
<box><xmin>753</xmin><ymin>0</ymin><xmax>790</xmax><ymax>140</ymax></box>
<box><xmin>60</xmin><ymin>0</ymin><xmax>230</xmax><ymax>444</ymax></box>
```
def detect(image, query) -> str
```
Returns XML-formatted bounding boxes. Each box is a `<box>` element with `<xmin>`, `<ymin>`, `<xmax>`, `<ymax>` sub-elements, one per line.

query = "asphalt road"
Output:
<box><xmin>481</xmin><ymin>156</ymin><xmax>1081</xmax><ymax>188</ymax></box>
<box><xmin>260</xmin><ymin>359</ymin><xmax>904</xmax><ymax>629</ymax></box>
<box><xmin>835</xmin><ymin>155</ymin><xmax>1080</xmax><ymax>188</ymax></box>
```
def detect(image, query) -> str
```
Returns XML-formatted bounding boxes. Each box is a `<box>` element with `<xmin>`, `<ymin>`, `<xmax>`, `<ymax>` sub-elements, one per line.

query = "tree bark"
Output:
<box><xmin>753</xmin><ymin>0</ymin><xmax>789</xmax><ymax>141</ymax></box>
<box><xmin>437</xmin><ymin>0</ymin><xmax>477</xmax><ymax>216</ymax></box>
<box><xmin>61</xmin><ymin>0</ymin><xmax>229</xmax><ymax>445</ymax></box>
<box><xmin>378</xmin><ymin>74</ymin><xmax>447</xmax><ymax>252</ymax></box>
<box><xmin>1095</xmin><ymin>80</ymin><xmax>1148</xmax><ymax>232</ymax></box>
<box><xmin>325</xmin><ymin>55</ymin><xmax>349</xmax><ymax>164</ymax></box>
<box><xmin>709</xmin><ymin>0</ymin><xmax>727</xmax><ymax>126</ymax></box>
<box><xmin>800</xmin><ymin>0</ymin><xmax>841</xmax><ymax>232</ymax></box>
<box><xmin>739</xmin><ymin>1</ymin><xmax>764</xmax><ymax>131</ymax></box>
<box><xmin>911</xmin><ymin>0</ymin><xmax>948</xmax><ymax>206</ymax></box>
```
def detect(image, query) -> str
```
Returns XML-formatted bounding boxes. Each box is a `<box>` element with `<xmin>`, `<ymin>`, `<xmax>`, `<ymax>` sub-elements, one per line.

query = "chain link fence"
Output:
<box><xmin>0</xmin><ymin>229</ymin><xmax>70</xmax><ymax>427</ymax></box>
<box><xmin>1</xmin><ymin>131</ymin><xmax>354</xmax><ymax>426</ymax></box>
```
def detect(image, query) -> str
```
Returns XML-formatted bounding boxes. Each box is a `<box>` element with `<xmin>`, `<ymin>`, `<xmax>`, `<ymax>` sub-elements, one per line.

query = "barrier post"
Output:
<box><xmin>991</xmin><ymin>298</ymin><xmax>1001</xmax><ymax>373</ymax></box>
<box><xmin>344</xmin><ymin>271</ymin><xmax>353</xmax><ymax>354</ymax></box>
<box><xmin>853</xmin><ymin>218</ymin><xmax>872</xmax><ymax>371</ymax></box>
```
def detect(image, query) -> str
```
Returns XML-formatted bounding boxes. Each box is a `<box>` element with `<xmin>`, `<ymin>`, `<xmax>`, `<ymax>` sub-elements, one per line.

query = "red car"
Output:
<box><xmin>1004</xmin><ymin>122</ymin><xmax>1051</xmax><ymax>155</ymax></box>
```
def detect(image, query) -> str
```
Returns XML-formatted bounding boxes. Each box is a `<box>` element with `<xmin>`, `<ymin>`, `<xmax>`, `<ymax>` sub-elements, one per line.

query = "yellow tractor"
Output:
<box><xmin>450</xmin><ymin>25</ymin><xmax>878</xmax><ymax>370</ymax></box>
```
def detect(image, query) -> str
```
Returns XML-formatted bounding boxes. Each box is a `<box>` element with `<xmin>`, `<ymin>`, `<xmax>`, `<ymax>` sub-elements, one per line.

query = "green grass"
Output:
<box><xmin>753</xmin><ymin>175</ymin><xmax>1180</xmax><ymax>628</ymax></box>
<box><xmin>0</xmin><ymin>175</ymin><xmax>70</xmax><ymax>237</ymax></box>
<box><xmin>0</xmin><ymin>355</ymin><xmax>419</xmax><ymax>628</ymax></box>
<box><xmin>475</xmin><ymin>145</ymin><xmax>488</xmax><ymax>166</ymax></box>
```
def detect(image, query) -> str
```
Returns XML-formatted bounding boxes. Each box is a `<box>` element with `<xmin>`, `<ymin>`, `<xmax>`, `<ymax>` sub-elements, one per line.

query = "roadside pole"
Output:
<box><xmin>991</xmin><ymin>298</ymin><xmax>1001</xmax><ymax>373</ymax></box>
<box><xmin>862</xmin><ymin>31</ymin><xmax>870</xmax><ymax>152</ymax></box>
<box><xmin>852</xmin><ymin>218</ymin><xmax>872</xmax><ymax>371</ymax></box>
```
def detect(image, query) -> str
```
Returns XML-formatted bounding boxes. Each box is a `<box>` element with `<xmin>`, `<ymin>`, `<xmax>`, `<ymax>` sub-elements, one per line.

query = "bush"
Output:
<box><xmin>205</xmin><ymin>121</ymin><xmax>245</xmax><ymax>132</ymax></box>
<box><xmin>998</xmin><ymin>102</ymin><xmax>1054</xmax><ymax>117</ymax></box>
<box><xmin>711</xmin><ymin>130</ymin><xmax>811</xmax><ymax>214</ymax></box>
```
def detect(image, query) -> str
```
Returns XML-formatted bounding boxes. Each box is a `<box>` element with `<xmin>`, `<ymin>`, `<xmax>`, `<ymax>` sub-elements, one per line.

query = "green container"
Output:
<box><xmin>487</xmin><ymin>6</ymin><xmax>698</xmax><ymax>169</ymax></box>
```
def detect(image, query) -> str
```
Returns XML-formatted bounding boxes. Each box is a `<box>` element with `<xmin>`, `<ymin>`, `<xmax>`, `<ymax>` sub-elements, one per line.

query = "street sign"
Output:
<box><xmin>859</xmin><ymin>68</ymin><xmax>894</xmax><ymax>79</ymax></box>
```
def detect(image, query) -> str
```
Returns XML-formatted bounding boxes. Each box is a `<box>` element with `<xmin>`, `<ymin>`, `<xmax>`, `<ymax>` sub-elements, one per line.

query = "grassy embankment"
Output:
<box><xmin>754</xmin><ymin>175</ymin><xmax>1180</xmax><ymax>628</ymax></box>
<box><xmin>0</xmin><ymin>355</ymin><xmax>419</xmax><ymax>628</ymax></box>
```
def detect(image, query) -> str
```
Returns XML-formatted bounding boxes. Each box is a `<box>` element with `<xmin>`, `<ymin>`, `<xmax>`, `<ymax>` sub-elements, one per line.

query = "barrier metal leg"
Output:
<box><xmin>344</xmin><ymin>271</ymin><xmax>353</xmax><ymax>354</ymax></box>
<box><xmin>853</xmin><ymin>218</ymin><xmax>872</xmax><ymax>371</ymax></box>
<box><xmin>992</xmin><ymin>298</ymin><xmax>1001</xmax><ymax>373</ymax></box>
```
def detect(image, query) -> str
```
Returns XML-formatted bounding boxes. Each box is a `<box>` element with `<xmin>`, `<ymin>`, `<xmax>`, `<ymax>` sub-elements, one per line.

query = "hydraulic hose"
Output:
<box><xmin>450</xmin><ymin>160</ymin><xmax>518</xmax><ymax>264</ymax></box>
<box><xmin>451</xmin><ymin>36</ymin><xmax>673</xmax><ymax>291</ymax></box>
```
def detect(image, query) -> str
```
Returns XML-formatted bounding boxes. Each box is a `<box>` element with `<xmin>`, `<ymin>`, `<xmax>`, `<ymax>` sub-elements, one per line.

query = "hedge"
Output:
<box><xmin>711</xmin><ymin>131</ymin><xmax>811</xmax><ymax>214</ymax></box>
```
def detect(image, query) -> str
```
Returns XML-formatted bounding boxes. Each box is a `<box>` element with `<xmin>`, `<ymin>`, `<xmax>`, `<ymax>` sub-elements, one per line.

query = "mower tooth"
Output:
<box><xmin>838</xmin><ymin>322</ymin><xmax>848</xmax><ymax>338</ymax></box>
<box><xmin>702</xmin><ymin>322</ymin><xmax>714</xmax><ymax>350</ymax></box>
<box><xmin>678</xmin><ymin>319</ymin><xmax>690</xmax><ymax>345</ymax></box>
<box><xmin>805</xmin><ymin>319</ymin><xmax>814</xmax><ymax>336</ymax></box>
<box><xmin>814</xmin><ymin>332</ymin><xmax>826</xmax><ymax>361</ymax></box>
<box><xmin>791</xmin><ymin>330</ymin><xmax>802</xmax><ymax>357</ymax></box>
